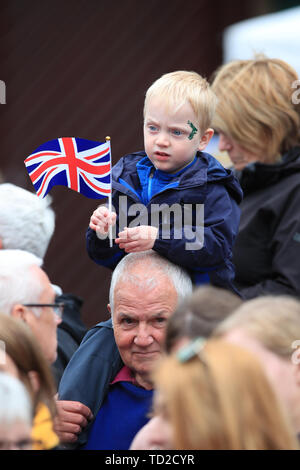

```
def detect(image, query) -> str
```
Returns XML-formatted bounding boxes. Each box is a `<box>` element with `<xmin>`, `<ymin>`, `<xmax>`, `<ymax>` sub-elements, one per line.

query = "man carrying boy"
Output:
<box><xmin>57</xmin><ymin>72</ymin><xmax>242</xmax><ymax>447</ymax></box>
<box><xmin>88</xmin><ymin>70</ymin><xmax>242</xmax><ymax>288</ymax></box>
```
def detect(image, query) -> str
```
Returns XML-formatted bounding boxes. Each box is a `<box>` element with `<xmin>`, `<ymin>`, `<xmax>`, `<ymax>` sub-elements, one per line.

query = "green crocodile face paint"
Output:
<box><xmin>187</xmin><ymin>120</ymin><xmax>198</xmax><ymax>140</ymax></box>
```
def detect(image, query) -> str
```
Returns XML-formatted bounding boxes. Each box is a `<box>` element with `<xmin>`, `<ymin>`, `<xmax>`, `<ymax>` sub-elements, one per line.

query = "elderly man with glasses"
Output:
<box><xmin>0</xmin><ymin>249</ymin><xmax>62</xmax><ymax>364</ymax></box>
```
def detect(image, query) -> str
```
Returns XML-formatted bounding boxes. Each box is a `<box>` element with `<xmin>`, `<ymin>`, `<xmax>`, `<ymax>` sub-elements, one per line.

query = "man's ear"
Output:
<box><xmin>107</xmin><ymin>304</ymin><xmax>111</xmax><ymax>315</ymax></box>
<box><xmin>11</xmin><ymin>304</ymin><xmax>27</xmax><ymax>322</ymax></box>
<box><xmin>198</xmin><ymin>128</ymin><xmax>214</xmax><ymax>151</ymax></box>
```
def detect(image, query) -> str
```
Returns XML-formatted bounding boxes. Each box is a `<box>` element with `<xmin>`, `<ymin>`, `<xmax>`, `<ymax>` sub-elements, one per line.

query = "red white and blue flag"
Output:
<box><xmin>24</xmin><ymin>137</ymin><xmax>111</xmax><ymax>199</ymax></box>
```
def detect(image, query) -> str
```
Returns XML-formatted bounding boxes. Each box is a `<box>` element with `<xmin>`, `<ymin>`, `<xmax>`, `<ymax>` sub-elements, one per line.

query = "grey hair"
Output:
<box><xmin>0</xmin><ymin>249</ymin><xmax>44</xmax><ymax>315</ymax></box>
<box><xmin>0</xmin><ymin>373</ymin><xmax>33</xmax><ymax>426</ymax></box>
<box><xmin>109</xmin><ymin>251</ymin><xmax>193</xmax><ymax>316</ymax></box>
<box><xmin>0</xmin><ymin>183</ymin><xmax>55</xmax><ymax>260</ymax></box>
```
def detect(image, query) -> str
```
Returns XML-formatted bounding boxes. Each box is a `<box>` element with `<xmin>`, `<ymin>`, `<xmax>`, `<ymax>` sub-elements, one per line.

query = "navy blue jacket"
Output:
<box><xmin>86</xmin><ymin>150</ymin><xmax>243</xmax><ymax>291</ymax></box>
<box><xmin>58</xmin><ymin>319</ymin><xmax>123</xmax><ymax>448</ymax></box>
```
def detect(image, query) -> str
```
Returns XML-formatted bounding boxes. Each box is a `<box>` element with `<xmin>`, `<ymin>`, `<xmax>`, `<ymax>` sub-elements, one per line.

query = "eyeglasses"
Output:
<box><xmin>23</xmin><ymin>303</ymin><xmax>65</xmax><ymax>318</ymax></box>
<box><xmin>176</xmin><ymin>337</ymin><xmax>206</xmax><ymax>363</ymax></box>
<box><xmin>0</xmin><ymin>438</ymin><xmax>42</xmax><ymax>450</ymax></box>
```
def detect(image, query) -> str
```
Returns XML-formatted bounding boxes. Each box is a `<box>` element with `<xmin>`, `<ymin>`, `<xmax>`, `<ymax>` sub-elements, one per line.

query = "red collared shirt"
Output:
<box><xmin>110</xmin><ymin>365</ymin><xmax>140</xmax><ymax>386</ymax></box>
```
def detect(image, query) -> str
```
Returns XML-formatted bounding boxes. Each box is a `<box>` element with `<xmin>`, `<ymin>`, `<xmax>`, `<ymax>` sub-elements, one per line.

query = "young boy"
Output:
<box><xmin>88</xmin><ymin>70</ymin><xmax>243</xmax><ymax>289</ymax></box>
<box><xmin>58</xmin><ymin>73</ymin><xmax>243</xmax><ymax>445</ymax></box>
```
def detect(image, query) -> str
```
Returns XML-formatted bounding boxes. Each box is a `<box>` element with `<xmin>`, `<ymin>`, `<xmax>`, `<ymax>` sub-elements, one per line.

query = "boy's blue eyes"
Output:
<box><xmin>147</xmin><ymin>125</ymin><xmax>183</xmax><ymax>136</ymax></box>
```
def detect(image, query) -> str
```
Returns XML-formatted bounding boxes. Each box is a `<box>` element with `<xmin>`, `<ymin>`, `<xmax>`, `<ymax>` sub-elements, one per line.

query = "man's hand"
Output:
<box><xmin>115</xmin><ymin>226</ymin><xmax>158</xmax><ymax>252</ymax></box>
<box><xmin>54</xmin><ymin>400</ymin><xmax>93</xmax><ymax>443</ymax></box>
<box><xmin>89</xmin><ymin>206</ymin><xmax>117</xmax><ymax>235</ymax></box>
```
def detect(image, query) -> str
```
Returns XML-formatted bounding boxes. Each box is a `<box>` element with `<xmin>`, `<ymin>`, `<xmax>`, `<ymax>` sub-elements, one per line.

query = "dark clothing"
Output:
<box><xmin>86</xmin><ymin>151</ymin><xmax>243</xmax><ymax>292</ymax></box>
<box><xmin>52</xmin><ymin>293</ymin><xmax>88</xmax><ymax>388</ymax></box>
<box><xmin>58</xmin><ymin>319</ymin><xmax>123</xmax><ymax>447</ymax></box>
<box><xmin>233</xmin><ymin>147</ymin><xmax>300</xmax><ymax>299</ymax></box>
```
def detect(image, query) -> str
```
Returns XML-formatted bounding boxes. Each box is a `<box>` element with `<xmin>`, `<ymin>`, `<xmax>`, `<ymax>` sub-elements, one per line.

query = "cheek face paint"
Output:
<box><xmin>187</xmin><ymin>120</ymin><xmax>198</xmax><ymax>140</ymax></box>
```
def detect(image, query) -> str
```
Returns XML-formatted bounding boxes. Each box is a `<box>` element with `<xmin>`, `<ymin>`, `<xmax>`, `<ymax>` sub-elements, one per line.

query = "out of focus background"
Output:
<box><xmin>0</xmin><ymin>0</ymin><xmax>299</xmax><ymax>327</ymax></box>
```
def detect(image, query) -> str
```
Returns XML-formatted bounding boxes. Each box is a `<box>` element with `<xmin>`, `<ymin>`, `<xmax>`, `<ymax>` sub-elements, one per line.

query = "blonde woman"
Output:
<box><xmin>148</xmin><ymin>339</ymin><xmax>298</xmax><ymax>450</ymax></box>
<box><xmin>211</xmin><ymin>57</ymin><xmax>300</xmax><ymax>299</ymax></box>
<box><xmin>215</xmin><ymin>295</ymin><xmax>300</xmax><ymax>437</ymax></box>
<box><xmin>0</xmin><ymin>314</ymin><xmax>59</xmax><ymax>450</ymax></box>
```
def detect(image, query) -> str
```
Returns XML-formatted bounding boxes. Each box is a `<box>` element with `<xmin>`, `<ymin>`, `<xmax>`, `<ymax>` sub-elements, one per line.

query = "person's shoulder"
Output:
<box><xmin>198</xmin><ymin>152</ymin><xmax>243</xmax><ymax>204</ymax></box>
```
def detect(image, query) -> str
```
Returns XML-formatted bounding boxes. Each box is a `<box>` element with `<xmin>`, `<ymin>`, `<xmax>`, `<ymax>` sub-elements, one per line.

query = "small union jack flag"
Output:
<box><xmin>24</xmin><ymin>137</ymin><xmax>111</xmax><ymax>199</ymax></box>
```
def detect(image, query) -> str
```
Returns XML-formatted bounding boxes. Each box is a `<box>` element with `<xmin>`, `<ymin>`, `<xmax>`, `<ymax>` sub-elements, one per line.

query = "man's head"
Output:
<box><xmin>0</xmin><ymin>373</ymin><xmax>33</xmax><ymax>450</ymax></box>
<box><xmin>0</xmin><ymin>183</ymin><xmax>55</xmax><ymax>259</ymax></box>
<box><xmin>0</xmin><ymin>250</ymin><xmax>62</xmax><ymax>363</ymax></box>
<box><xmin>215</xmin><ymin>295</ymin><xmax>300</xmax><ymax>432</ymax></box>
<box><xmin>108</xmin><ymin>251</ymin><xmax>192</xmax><ymax>389</ymax></box>
<box><xmin>143</xmin><ymin>71</ymin><xmax>216</xmax><ymax>173</ymax></box>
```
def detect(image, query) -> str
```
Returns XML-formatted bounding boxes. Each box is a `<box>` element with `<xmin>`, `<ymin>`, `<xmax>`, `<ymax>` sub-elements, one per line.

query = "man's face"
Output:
<box><xmin>144</xmin><ymin>97</ymin><xmax>209</xmax><ymax>174</ymax></box>
<box><xmin>112</xmin><ymin>270</ymin><xmax>178</xmax><ymax>389</ymax></box>
<box><xmin>23</xmin><ymin>266</ymin><xmax>61</xmax><ymax>364</ymax></box>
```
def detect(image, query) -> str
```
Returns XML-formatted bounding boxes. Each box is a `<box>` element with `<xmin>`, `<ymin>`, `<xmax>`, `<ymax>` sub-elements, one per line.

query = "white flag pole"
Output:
<box><xmin>106</xmin><ymin>136</ymin><xmax>113</xmax><ymax>248</ymax></box>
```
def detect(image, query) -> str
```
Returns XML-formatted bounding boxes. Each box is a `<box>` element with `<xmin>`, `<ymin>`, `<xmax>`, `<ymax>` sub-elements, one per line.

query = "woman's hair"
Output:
<box><xmin>165</xmin><ymin>285</ymin><xmax>243</xmax><ymax>352</ymax></box>
<box><xmin>211</xmin><ymin>56</ymin><xmax>300</xmax><ymax>162</ymax></box>
<box><xmin>0</xmin><ymin>372</ymin><xmax>33</xmax><ymax>426</ymax></box>
<box><xmin>154</xmin><ymin>339</ymin><xmax>298</xmax><ymax>450</ymax></box>
<box><xmin>214</xmin><ymin>295</ymin><xmax>300</xmax><ymax>359</ymax></box>
<box><xmin>144</xmin><ymin>70</ymin><xmax>218</xmax><ymax>135</ymax></box>
<box><xmin>0</xmin><ymin>314</ymin><xmax>57</xmax><ymax>417</ymax></box>
<box><xmin>109</xmin><ymin>251</ymin><xmax>193</xmax><ymax>316</ymax></box>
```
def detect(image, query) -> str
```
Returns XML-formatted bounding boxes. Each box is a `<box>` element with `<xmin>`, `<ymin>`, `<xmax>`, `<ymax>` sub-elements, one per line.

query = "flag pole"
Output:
<box><xmin>106</xmin><ymin>136</ymin><xmax>113</xmax><ymax>248</ymax></box>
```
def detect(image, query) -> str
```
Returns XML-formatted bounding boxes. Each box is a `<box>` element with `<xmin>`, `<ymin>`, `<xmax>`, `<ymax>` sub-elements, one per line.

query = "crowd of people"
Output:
<box><xmin>0</xmin><ymin>55</ymin><xmax>300</xmax><ymax>450</ymax></box>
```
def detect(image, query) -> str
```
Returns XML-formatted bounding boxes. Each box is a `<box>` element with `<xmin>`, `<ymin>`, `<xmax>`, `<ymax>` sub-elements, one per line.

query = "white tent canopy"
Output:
<box><xmin>223</xmin><ymin>6</ymin><xmax>300</xmax><ymax>76</ymax></box>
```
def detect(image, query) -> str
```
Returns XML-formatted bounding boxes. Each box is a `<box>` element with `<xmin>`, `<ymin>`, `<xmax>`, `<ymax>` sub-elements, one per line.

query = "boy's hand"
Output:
<box><xmin>115</xmin><ymin>226</ymin><xmax>158</xmax><ymax>252</ymax></box>
<box><xmin>89</xmin><ymin>206</ymin><xmax>117</xmax><ymax>235</ymax></box>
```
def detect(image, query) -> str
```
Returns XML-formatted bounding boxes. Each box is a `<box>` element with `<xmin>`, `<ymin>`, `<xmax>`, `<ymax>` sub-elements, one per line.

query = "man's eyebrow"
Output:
<box><xmin>149</xmin><ymin>311</ymin><xmax>169</xmax><ymax>317</ymax></box>
<box><xmin>117</xmin><ymin>312</ymin><xmax>136</xmax><ymax>318</ymax></box>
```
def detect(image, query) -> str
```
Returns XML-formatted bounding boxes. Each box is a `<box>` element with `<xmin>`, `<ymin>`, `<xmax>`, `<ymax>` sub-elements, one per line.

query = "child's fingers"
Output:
<box><xmin>122</xmin><ymin>241</ymin><xmax>141</xmax><ymax>252</ymax></box>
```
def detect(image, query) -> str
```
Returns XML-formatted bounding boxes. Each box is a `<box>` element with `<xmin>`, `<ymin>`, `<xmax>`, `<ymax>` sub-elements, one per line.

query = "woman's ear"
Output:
<box><xmin>198</xmin><ymin>128</ymin><xmax>214</xmax><ymax>151</ymax></box>
<box><xmin>28</xmin><ymin>370</ymin><xmax>40</xmax><ymax>394</ymax></box>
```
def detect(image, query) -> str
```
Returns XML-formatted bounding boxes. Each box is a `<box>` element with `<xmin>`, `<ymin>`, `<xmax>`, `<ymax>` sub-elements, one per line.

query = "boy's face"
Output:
<box><xmin>144</xmin><ymin>97</ymin><xmax>211</xmax><ymax>173</ymax></box>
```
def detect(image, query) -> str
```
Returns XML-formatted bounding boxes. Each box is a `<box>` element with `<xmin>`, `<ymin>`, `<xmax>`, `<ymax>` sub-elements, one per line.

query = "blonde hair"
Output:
<box><xmin>215</xmin><ymin>295</ymin><xmax>300</xmax><ymax>359</ymax></box>
<box><xmin>0</xmin><ymin>314</ymin><xmax>57</xmax><ymax>418</ymax></box>
<box><xmin>211</xmin><ymin>56</ymin><xmax>300</xmax><ymax>163</ymax></box>
<box><xmin>144</xmin><ymin>71</ymin><xmax>218</xmax><ymax>135</ymax></box>
<box><xmin>154</xmin><ymin>340</ymin><xmax>298</xmax><ymax>450</ymax></box>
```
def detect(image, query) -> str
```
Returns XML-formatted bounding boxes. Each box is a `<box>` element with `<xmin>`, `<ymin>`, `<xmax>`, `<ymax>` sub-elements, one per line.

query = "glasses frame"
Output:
<box><xmin>23</xmin><ymin>303</ymin><xmax>65</xmax><ymax>318</ymax></box>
